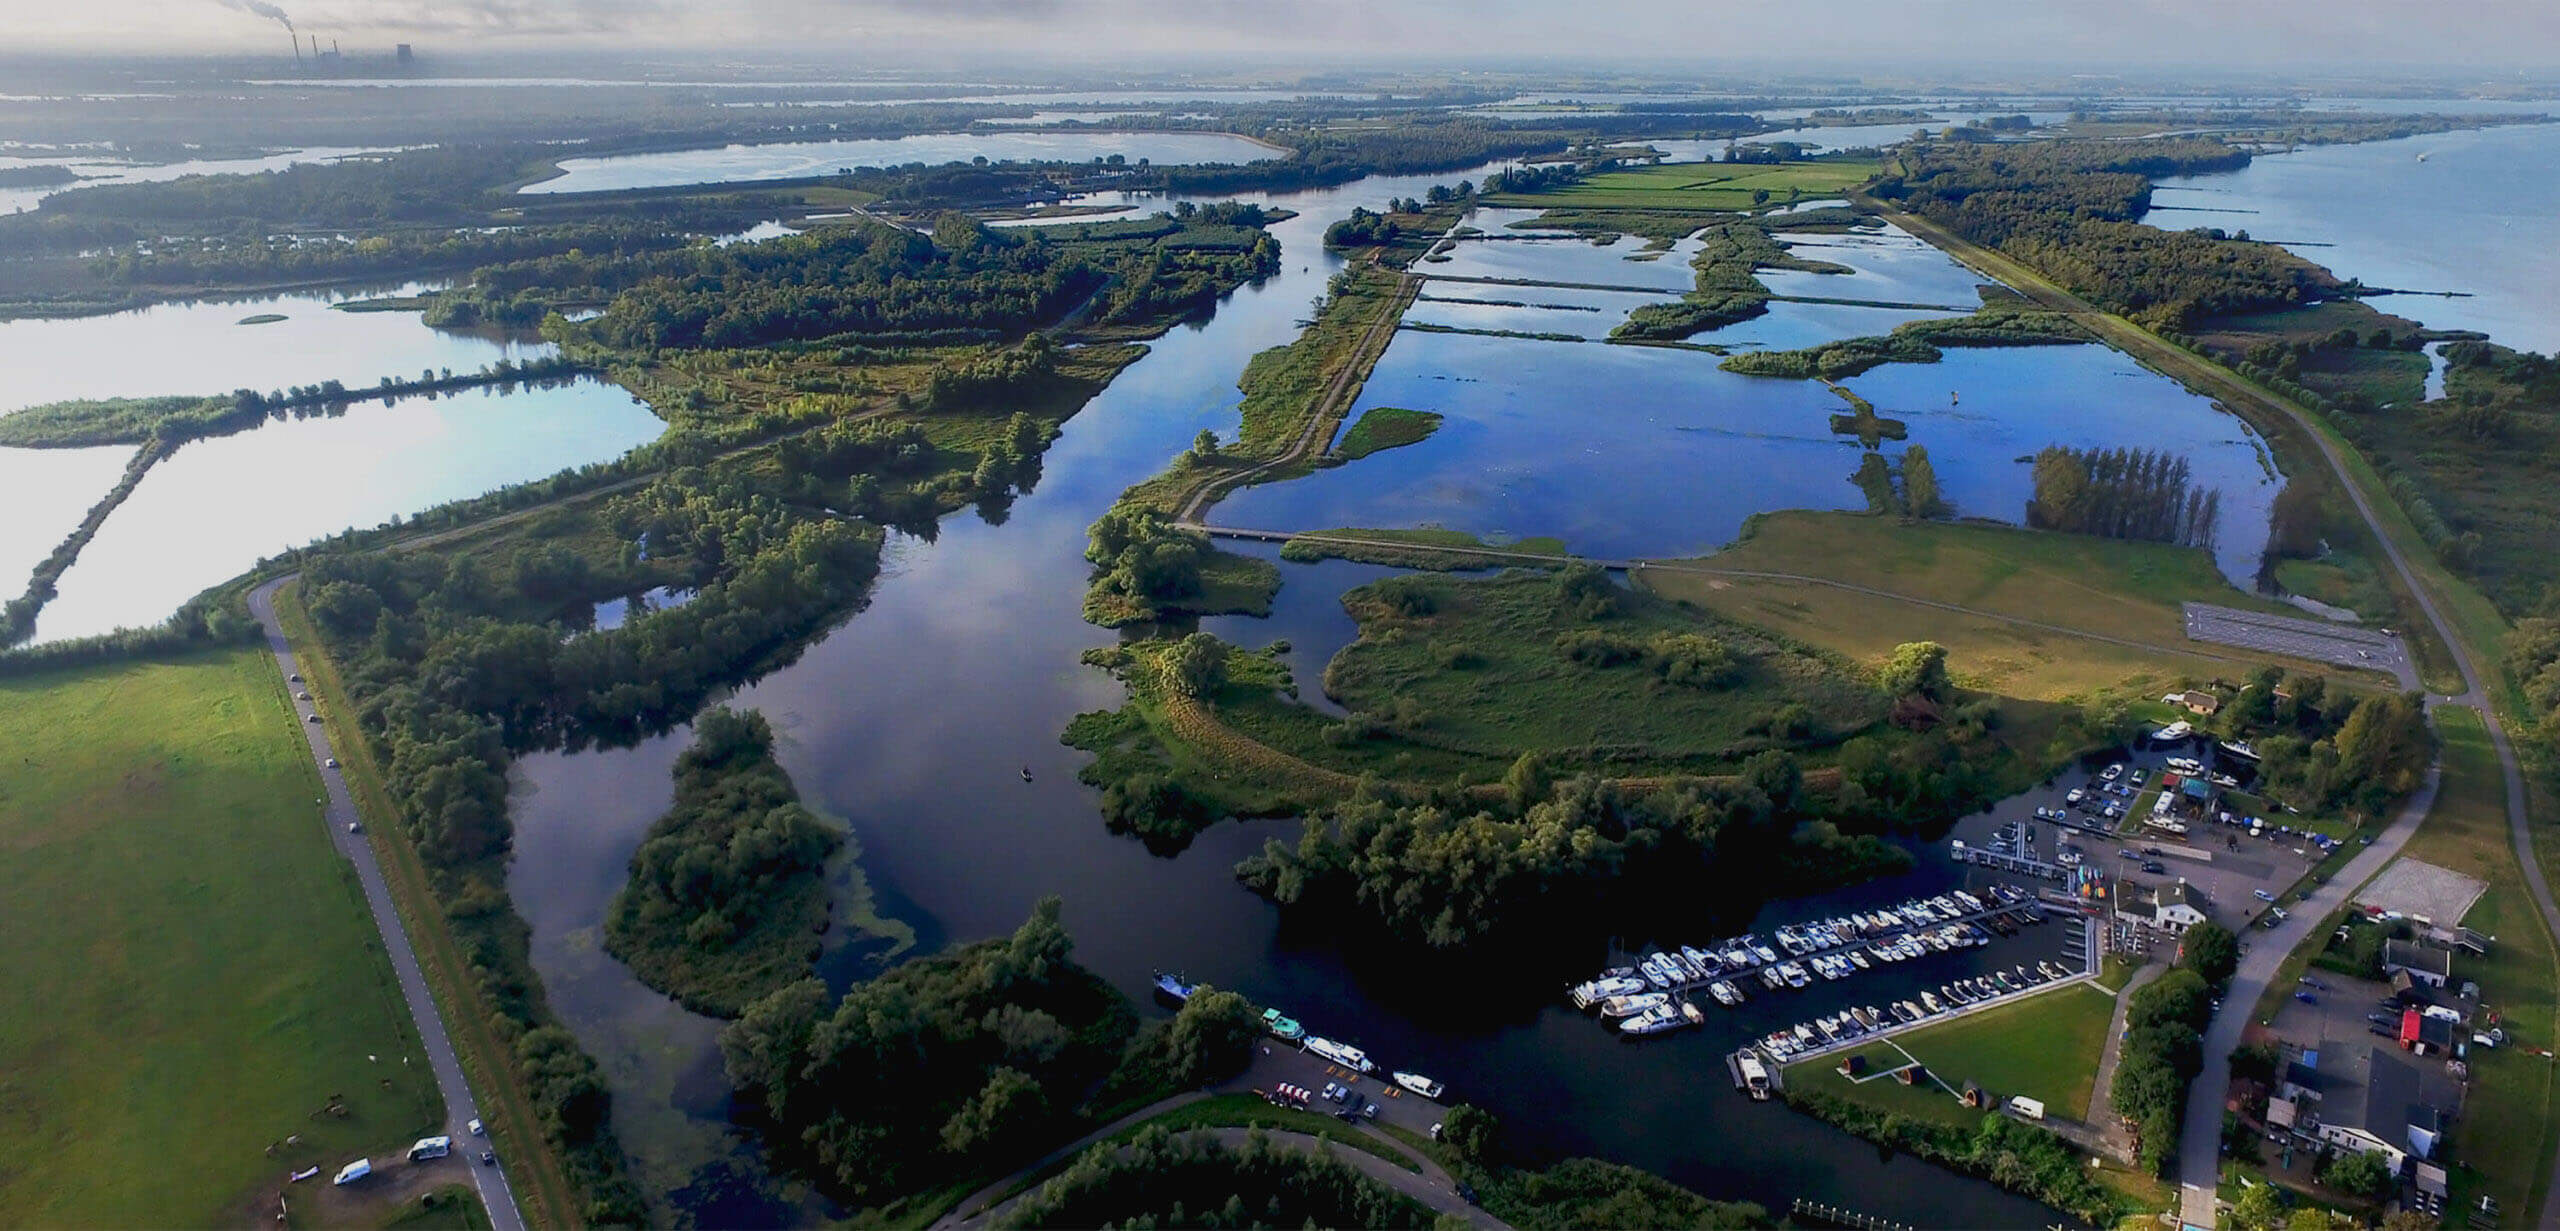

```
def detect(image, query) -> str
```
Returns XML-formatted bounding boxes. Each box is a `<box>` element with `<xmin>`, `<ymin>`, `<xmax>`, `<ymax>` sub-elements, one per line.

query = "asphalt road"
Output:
<box><xmin>248</xmin><ymin>577</ymin><xmax>525</xmax><ymax>1231</ymax></box>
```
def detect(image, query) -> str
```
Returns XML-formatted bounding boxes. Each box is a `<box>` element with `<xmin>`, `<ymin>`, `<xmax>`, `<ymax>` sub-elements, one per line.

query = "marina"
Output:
<box><xmin>1569</xmin><ymin>883</ymin><xmax>2059</xmax><ymax>1038</ymax></box>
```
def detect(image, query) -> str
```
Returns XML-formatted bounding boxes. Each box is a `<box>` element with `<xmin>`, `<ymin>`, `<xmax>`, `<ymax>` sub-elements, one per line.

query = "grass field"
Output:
<box><xmin>1638</xmin><ymin>510</ymin><xmax>2332</xmax><ymax>702</ymax></box>
<box><xmin>1333</xmin><ymin>406</ymin><xmax>1443</xmax><ymax>461</ymax></box>
<box><xmin>1480</xmin><ymin>159</ymin><xmax>1882</xmax><ymax>212</ymax></box>
<box><xmin>1323</xmin><ymin>568</ymin><xmax>1886</xmax><ymax>765</ymax></box>
<box><xmin>0</xmin><ymin>648</ymin><xmax>440</xmax><ymax>1226</ymax></box>
<box><xmin>2401</xmin><ymin>708</ymin><xmax>2558</xmax><ymax>1226</ymax></box>
<box><xmin>1786</xmin><ymin>983</ymin><xmax>2116</xmax><ymax>1128</ymax></box>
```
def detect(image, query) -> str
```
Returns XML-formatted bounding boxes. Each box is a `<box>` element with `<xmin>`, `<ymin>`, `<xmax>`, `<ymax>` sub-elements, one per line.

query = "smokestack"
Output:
<box><xmin>330</xmin><ymin>39</ymin><xmax>340</xmax><ymax>56</ymax></box>
<box><xmin>292</xmin><ymin>32</ymin><xmax>303</xmax><ymax>65</ymax></box>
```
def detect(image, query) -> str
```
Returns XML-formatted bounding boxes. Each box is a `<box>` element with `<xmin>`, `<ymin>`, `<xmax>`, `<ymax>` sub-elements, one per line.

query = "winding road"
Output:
<box><xmin>248</xmin><ymin>577</ymin><xmax>525</xmax><ymax>1231</ymax></box>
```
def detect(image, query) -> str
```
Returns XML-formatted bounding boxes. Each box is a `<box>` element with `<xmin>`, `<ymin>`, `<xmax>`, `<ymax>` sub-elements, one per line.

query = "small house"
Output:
<box><xmin>2383</xmin><ymin>938</ymin><xmax>2453</xmax><ymax>988</ymax></box>
<box><xmin>2151</xmin><ymin>881</ymin><xmax>2209</xmax><ymax>933</ymax></box>
<box><xmin>2165</xmin><ymin>690</ymin><xmax>2223</xmax><ymax>716</ymax></box>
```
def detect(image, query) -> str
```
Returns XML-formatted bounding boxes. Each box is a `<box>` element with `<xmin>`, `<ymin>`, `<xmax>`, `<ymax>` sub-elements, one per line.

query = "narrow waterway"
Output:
<box><xmin>507</xmin><ymin>165</ymin><xmax>2110</xmax><ymax>1228</ymax></box>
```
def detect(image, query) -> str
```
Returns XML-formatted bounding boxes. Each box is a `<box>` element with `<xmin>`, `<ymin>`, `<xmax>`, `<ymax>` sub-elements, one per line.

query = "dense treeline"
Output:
<box><xmin>720</xmin><ymin>899</ymin><xmax>1139</xmax><ymax>1205</ymax></box>
<box><xmin>2509</xmin><ymin>621</ymin><xmax>2560</xmax><ymax>783</ymax></box>
<box><xmin>604</xmin><ymin>708</ymin><xmax>840</xmax><ymax>1018</ymax></box>
<box><xmin>2026</xmin><ymin>446</ymin><xmax>2222</xmax><ymax>549</ymax></box>
<box><xmin>1082</xmin><ymin>505</ymin><xmax>1217</xmax><ymax>625</ymax></box>
<box><xmin>2203</xmin><ymin>665</ymin><xmax>2431</xmax><ymax>819</ymax></box>
<box><xmin>1873</xmin><ymin>140</ymin><xmax>2339</xmax><ymax>328</ymax></box>
<box><xmin>998</xmin><ymin>1127</ymin><xmax>1433</xmax><ymax>1230</ymax></box>
<box><xmin>1237</xmin><ymin>759</ymin><xmax>1925</xmax><ymax>951</ymax></box>
<box><xmin>1147</xmin><ymin>120</ymin><xmax>1569</xmax><ymax>195</ymax></box>
<box><xmin>2109</xmin><ymin>967</ymin><xmax>2213</xmax><ymax>1174</ymax></box>
<box><xmin>1474</xmin><ymin>1157</ymin><xmax>1769</xmax><ymax>1229</ymax></box>
<box><xmin>0</xmin><ymin>359</ymin><xmax>589</xmax><ymax>450</ymax></box>
<box><xmin>575</xmin><ymin>217</ymin><xmax>1105</xmax><ymax>350</ymax></box>
<box><xmin>83</xmin><ymin>218</ymin><xmax>709</xmax><ymax>289</ymax></box>
<box><xmin>1781</xmin><ymin>1088</ymin><xmax>2125</xmax><ymax>1223</ymax></box>
<box><xmin>1718</xmin><ymin>307</ymin><xmax>2085</xmax><ymax>379</ymax></box>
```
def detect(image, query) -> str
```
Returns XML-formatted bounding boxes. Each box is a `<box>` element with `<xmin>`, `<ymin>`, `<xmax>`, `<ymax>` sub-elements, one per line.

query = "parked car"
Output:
<box><xmin>2142</xmin><ymin>862</ymin><xmax>2167</xmax><ymax>874</ymax></box>
<box><xmin>306</xmin><ymin>713</ymin><xmax>323</xmax><ymax>724</ymax></box>
<box><xmin>2253</xmin><ymin>889</ymin><xmax>2276</xmax><ymax>902</ymax></box>
<box><xmin>2294</xmin><ymin>992</ymin><xmax>2318</xmax><ymax>1005</ymax></box>
<box><xmin>347</xmin><ymin>822</ymin><xmax>363</xmax><ymax>834</ymax></box>
<box><xmin>325</xmin><ymin>757</ymin><xmax>338</xmax><ymax>769</ymax></box>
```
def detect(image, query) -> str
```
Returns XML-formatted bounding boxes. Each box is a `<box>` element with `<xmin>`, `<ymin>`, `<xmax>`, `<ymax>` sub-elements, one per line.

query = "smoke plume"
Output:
<box><xmin>215</xmin><ymin>0</ymin><xmax>295</xmax><ymax>31</ymax></box>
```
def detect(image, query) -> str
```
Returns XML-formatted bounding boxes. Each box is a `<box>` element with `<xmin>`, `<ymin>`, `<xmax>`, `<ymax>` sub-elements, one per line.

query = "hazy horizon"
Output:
<box><xmin>9</xmin><ymin>0</ymin><xmax>2559</xmax><ymax>75</ymax></box>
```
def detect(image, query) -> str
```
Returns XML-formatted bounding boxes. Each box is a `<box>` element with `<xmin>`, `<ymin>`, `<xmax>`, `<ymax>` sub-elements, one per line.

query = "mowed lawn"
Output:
<box><xmin>2402</xmin><ymin>708</ymin><xmax>2558</xmax><ymax>1226</ymax></box>
<box><xmin>1641</xmin><ymin>510</ymin><xmax>2339</xmax><ymax>701</ymax></box>
<box><xmin>1786</xmin><ymin>982</ymin><xmax>2115</xmax><ymax>1127</ymax></box>
<box><xmin>1481</xmin><ymin>159</ymin><xmax>1881</xmax><ymax>211</ymax></box>
<box><xmin>0</xmin><ymin>648</ymin><xmax>439</xmax><ymax>1226</ymax></box>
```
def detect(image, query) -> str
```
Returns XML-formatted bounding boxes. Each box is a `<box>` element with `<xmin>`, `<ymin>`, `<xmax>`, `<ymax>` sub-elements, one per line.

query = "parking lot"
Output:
<box><xmin>2182</xmin><ymin>602</ymin><xmax>2413</xmax><ymax>685</ymax></box>
<box><xmin>1945</xmin><ymin>734</ymin><xmax>2328</xmax><ymax>933</ymax></box>
<box><xmin>2261</xmin><ymin>969</ymin><xmax>2400</xmax><ymax>1040</ymax></box>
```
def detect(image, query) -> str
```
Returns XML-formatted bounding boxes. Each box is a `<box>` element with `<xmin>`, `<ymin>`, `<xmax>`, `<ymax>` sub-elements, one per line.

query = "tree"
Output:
<box><xmin>1439</xmin><ymin>1104</ymin><xmax>1499</xmax><ymax>1163</ymax></box>
<box><xmin>1901</xmin><ymin>444</ymin><xmax>1946</xmax><ymax>519</ymax></box>
<box><xmin>2230</xmin><ymin>1181</ymin><xmax>2285</xmax><ymax>1231</ymax></box>
<box><xmin>939</xmin><ymin>1066</ymin><xmax>1049</xmax><ymax>1156</ymax></box>
<box><xmin>1165</xmin><ymin>632</ymin><xmax>1227</xmax><ymax>698</ymax></box>
<box><xmin>2319</xmin><ymin>1148</ymin><xmax>2393</xmax><ymax>1202</ymax></box>
<box><xmin>1879</xmin><ymin>641</ymin><xmax>1951</xmax><ymax>702</ymax></box>
<box><xmin>2268</xmin><ymin>481</ymin><xmax>2325</xmax><ymax>558</ymax></box>
<box><xmin>1162</xmin><ymin>986</ymin><xmax>1259</xmax><ymax>1086</ymax></box>
<box><xmin>2181</xmin><ymin>921</ymin><xmax>2241</xmax><ymax>989</ymax></box>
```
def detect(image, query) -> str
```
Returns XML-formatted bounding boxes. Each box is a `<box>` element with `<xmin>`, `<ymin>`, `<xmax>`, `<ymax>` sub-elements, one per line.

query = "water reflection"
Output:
<box><xmin>507</xmin><ymin>166</ymin><xmax>2074</xmax><ymax>1227</ymax></box>
<box><xmin>0</xmin><ymin>443</ymin><xmax>133</xmax><ymax>591</ymax></box>
<box><xmin>32</xmin><ymin>377</ymin><xmax>665</xmax><ymax>641</ymax></box>
<box><xmin>0</xmin><ymin>282</ymin><xmax>549</xmax><ymax>415</ymax></box>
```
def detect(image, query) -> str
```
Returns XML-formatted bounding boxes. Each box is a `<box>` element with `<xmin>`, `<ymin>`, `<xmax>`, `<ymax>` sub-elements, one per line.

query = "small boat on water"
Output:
<box><xmin>1261</xmin><ymin>1008</ymin><xmax>1305</xmax><ymax>1042</ymax></box>
<box><xmin>1304</xmin><ymin>1036</ymin><xmax>1376</xmax><ymax>1074</ymax></box>
<box><xmin>1021</xmin><ymin>766</ymin><xmax>1034</xmax><ymax>782</ymax></box>
<box><xmin>1152</xmin><ymin>972</ymin><xmax>1194</xmax><ymax>1003</ymax></box>
<box><xmin>1393</xmin><ymin>1071</ymin><xmax>1445</xmax><ymax>1100</ymax></box>
<box><xmin>1708</xmin><ymin>980</ymin><xmax>1743</xmax><ymax>1007</ymax></box>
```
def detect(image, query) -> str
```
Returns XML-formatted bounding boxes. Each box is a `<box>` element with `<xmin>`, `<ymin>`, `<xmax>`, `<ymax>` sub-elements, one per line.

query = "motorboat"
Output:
<box><xmin>1303</xmin><ymin>1036</ymin><xmax>1375</xmax><ymax>1073</ymax></box>
<box><xmin>1261</xmin><ymin>1008</ymin><xmax>1305</xmax><ymax>1041</ymax></box>
<box><xmin>1393</xmin><ymin>1071</ymin><xmax>1446</xmax><ymax>1100</ymax></box>
<box><xmin>1151</xmin><ymin>972</ymin><xmax>1194</xmax><ymax>1003</ymax></box>
<box><xmin>1601</xmin><ymin>992</ymin><xmax>1670</xmax><ymax>1018</ymax></box>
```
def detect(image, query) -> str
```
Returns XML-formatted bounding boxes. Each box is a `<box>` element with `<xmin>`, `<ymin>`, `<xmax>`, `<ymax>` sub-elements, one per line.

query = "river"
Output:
<box><xmin>496</xmin><ymin>162</ymin><xmax>2231</xmax><ymax>1228</ymax></box>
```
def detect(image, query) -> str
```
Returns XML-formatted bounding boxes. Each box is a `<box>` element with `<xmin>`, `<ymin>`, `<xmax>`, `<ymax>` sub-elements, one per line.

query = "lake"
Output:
<box><xmin>506</xmin><ymin>166</ymin><xmax>2096</xmax><ymax>1229</ymax></box>
<box><xmin>0</xmin><ymin>282</ymin><xmax>552</xmax><ymax>416</ymax></box>
<box><xmin>28</xmin><ymin>377</ymin><xmax>664</xmax><ymax>643</ymax></box>
<box><xmin>1225</xmin><ymin>209</ymin><xmax>2275</xmax><ymax>585</ymax></box>
<box><xmin>0</xmin><ymin>443</ymin><xmax>133</xmax><ymax>595</ymax></box>
<box><xmin>2151</xmin><ymin>121</ymin><xmax>2560</xmax><ymax>353</ymax></box>
<box><xmin>520</xmin><ymin>130</ymin><xmax>1285</xmax><ymax>195</ymax></box>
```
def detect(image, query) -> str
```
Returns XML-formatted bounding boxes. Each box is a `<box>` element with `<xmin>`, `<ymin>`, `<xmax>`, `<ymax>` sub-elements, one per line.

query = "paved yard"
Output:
<box><xmin>2182</xmin><ymin>602</ymin><xmax>2411</xmax><ymax>684</ymax></box>
<box><xmin>2355</xmin><ymin>858</ymin><xmax>2489</xmax><ymax>930</ymax></box>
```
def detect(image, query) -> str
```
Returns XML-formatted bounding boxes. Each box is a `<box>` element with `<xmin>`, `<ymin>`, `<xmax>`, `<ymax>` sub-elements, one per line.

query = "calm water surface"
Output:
<box><xmin>522</xmin><ymin>130</ymin><xmax>1283</xmax><ymax>195</ymax></box>
<box><xmin>0</xmin><ymin>444</ymin><xmax>133</xmax><ymax>592</ymax></box>
<box><xmin>507</xmin><ymin>169</ymin><xmax>2084</xmax><ymax>1228</ymax></box>
<box><xmin>0</xmin><ymin>283</ymin><xmax>551</xmax><ymax>415</ymax></box>
<box><xmin>2152</xmin><ymin>122</ymin><xmax>2560</xmax><ymax>352</ymax></box>
<box><xmin>30</xmin><ymin>378</ymin><xmax>664</xmax><ymax>642</ymax></box>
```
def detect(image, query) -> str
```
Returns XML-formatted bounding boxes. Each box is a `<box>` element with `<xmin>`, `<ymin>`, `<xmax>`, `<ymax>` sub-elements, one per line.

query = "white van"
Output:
<box><xmin>409</xmin><ymin>1135</ymin><xmax>452</xmax><ymax>1162</ymax></box>
<box><xmin>332</xmin><ymin>1159</ymin><xmax>372</xmax><ymax>1186</ymax></box>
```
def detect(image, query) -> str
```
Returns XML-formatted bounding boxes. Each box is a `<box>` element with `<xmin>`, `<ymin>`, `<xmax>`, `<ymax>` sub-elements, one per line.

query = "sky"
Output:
<box><xmin>7</xmin><ymin>0</ymin><xmax>2559</xmax><ymax>71</ymax></box>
